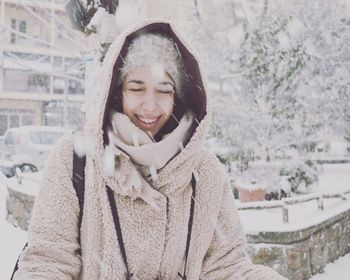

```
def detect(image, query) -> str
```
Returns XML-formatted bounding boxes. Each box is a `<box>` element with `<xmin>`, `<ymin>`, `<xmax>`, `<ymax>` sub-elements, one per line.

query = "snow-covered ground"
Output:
<box><xmin>317</xmin><ymin>164</ymin><xmax>350</xmax><ymax>193</ymax></box>
<box><xmin>310</xmin><ymin>254</ymin><xmax>350</xmax><ymax>280</ymax></box>
<box><xmin>1</xmin><ymin>164</ymin><xmax>350</xmax><ymax>279</ymax></box>
<box><xmin>0</xmin><ymin>174</ymin><xmax>27</xmax><ymax>279</ymax></box>
<box><xmin>238</xmin><ymin>164</ymin><xmax>350</xmax><ymax>233</ymax></box>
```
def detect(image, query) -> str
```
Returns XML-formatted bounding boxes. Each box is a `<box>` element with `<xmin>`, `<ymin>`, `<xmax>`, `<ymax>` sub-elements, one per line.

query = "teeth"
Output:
<box><xmin>138</xmin><ymin>116</ymin><xmax>158</xmax><ymax>124</ymax></box>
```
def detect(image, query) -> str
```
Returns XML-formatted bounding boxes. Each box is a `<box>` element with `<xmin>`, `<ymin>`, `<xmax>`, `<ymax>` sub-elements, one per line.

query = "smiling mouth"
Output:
<box><xmin>135</xmin><ymin>115</ymin><xmax>160</xmax><ymax>130</ymax></box>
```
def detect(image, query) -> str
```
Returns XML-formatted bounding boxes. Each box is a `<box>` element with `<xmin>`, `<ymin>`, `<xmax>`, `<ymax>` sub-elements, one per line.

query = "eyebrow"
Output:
<box><xmin>127</xmin><ymin>80</ymin><xmax>144</xmax><ymax>85</ymax></box>
<box><xmin>159</xmin><ymin>82</ymin><xmax>175</xmax><ymax>87</ymax></box>
<box><xmin>126</xmin><ymin>80</ymin><xmax>175</xmax><ymax>87</ymax></box>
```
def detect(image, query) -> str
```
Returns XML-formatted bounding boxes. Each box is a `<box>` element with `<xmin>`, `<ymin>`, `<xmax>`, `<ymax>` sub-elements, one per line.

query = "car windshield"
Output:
<box><xmin>30</xmin><ymin>131</ymin><xmax>64</xmax><ymax>145</ymax></box>
<box><xmin>4</xmin><ymin>132</ymin><xmax>15</xmax><ymax>145</ymax></box>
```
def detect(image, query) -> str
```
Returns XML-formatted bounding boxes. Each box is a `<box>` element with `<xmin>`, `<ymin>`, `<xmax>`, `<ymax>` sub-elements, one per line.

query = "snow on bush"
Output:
<box><xmin>280</xmin><ymin>160</ymin><xmax>319</xmax><ymax>193</ymax></box>
<box><xmin>230</xmin><ymin>159</ymin><xmax>318</xmax><ymax>199</ymax></box>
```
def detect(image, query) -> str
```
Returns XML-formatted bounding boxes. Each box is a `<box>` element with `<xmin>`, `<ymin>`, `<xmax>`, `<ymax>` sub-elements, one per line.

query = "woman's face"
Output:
<box><xmin>122</xmin><ymin>65</ymin><xmax>175</xmax><ymax>137</ymax></box>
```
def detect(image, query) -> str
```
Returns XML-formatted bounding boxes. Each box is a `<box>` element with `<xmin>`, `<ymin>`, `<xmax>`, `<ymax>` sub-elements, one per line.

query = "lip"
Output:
<box><xmin>135</xmin><ymin>115</ymin><xmax>161</xmax><ymax>130</ymax></box>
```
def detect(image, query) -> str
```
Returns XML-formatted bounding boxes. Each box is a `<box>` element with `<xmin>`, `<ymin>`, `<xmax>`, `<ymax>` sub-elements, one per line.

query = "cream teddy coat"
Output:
<box><xmin>14</xmin><ymin>21</ymin><xmax>286</xmax><ymax>280</ymax></box>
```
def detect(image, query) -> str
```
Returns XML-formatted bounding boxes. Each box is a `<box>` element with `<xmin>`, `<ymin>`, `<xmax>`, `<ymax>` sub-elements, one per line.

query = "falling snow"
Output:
<box><xmin>2</xmin><ymin>0</ymin><xmax>350</xmax><ymax>279</ymax></box>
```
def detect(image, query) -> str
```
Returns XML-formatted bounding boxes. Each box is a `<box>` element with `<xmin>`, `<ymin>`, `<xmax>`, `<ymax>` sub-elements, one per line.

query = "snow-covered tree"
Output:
<box><xmin>200</xmin><ymin>0</ymin><xmax>350</xmax><ymax>164</ymax></box>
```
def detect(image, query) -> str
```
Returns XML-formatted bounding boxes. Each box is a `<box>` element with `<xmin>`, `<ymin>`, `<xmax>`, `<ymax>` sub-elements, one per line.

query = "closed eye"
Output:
<box><xmin>128</xmin><ymin>88</ymin><xmax>144</xmax><ymax>92</ymax></box>
<box><xmin>157</xmin><ymin>84</ymin><xmax>175</xmax><ymax>94</ymax></box>
<box><xmin>157</xmin><ymin>90</ymin><xmax>174</xmax><ymax>94</ymax></box>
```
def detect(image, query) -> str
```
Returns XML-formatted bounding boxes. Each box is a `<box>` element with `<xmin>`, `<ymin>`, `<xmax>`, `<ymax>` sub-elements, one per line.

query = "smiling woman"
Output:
<box><xmin>122</xmin><ymin>65</ymin><xmax>176</xmax><ymax>137</ymax></box>
<box><xmin>112</xmin><ymin>32</ymin><xmax>188</xmax><ymax>143</ymax></box>
<box><xmin>105</xmin><ymin>33</ymin><xmax>196</xmax><ymax>185</ymax></box>
<box><xmin>12</xmin><ymin>21</ymin><xmax>286</xmax><ymax>280</ymax></box>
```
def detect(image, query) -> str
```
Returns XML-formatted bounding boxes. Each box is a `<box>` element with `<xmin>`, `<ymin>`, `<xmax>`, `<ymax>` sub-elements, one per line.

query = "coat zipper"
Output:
<box><xmin>158</xmin><ymin>195</ymin><xmax>170</xmax><ymax>279</ymax></box>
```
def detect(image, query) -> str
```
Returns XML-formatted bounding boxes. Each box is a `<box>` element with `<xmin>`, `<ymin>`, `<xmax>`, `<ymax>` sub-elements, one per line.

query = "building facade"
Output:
<box><xmin>0</xmin><ymin>0</ymin><xmax>85</xmax><ymax>135</ymax></box>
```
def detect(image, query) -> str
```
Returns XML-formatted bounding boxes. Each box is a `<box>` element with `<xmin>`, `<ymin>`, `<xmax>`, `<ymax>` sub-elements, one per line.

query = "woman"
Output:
<box><xmin>13</xmin><ymin>21</ymin><xmax>286</xmax><ymax>280</ymax></box>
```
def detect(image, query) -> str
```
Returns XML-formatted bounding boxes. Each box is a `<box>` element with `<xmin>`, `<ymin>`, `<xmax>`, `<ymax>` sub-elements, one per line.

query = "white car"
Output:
<box><xmin>0</xmin><ymin>136</ymin><xmax>4</xmax><ymax>157</ymax></box>
<box><xmin>3</xmin><ymin>126</ymin><xmax>67</xmax><ymax>170</ymax></box>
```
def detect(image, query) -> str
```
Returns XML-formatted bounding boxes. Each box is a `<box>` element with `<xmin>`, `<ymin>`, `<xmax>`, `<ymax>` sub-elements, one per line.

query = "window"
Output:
<box><xmin>0</xmin><ymin>109</ymin><xmax>35</xmax><ymax>136</ymax></box>
<box><xmin>10</xmin><ymin>18</ymin><xmax>27</xmax><ymax>44</ymax></box>
<box><xmin>28</xmin><ymin>74</ymin><xmax>50</xmax><ymax>93</ymax></box>
<box><xmin>19</xmin><ymin>21</ymin><xmax>26</xmax><ymax>33</ymax></box>
<box><xmin>21</xmin><ymin>114</ymin><xmax>34</xmax><ymax>126</ymax></box>
<box><xmin>0</xmin><ymin>115</ymin><xmax>8</xmax><ymax>136</ymax></box>
<box><xmin>53</xmin><ymin>57</ymin><xmax>64</xmax><ymax>70</ymax></box>
<box><xmin>9</xmin><ymin>115</ymin><xmax>20</xmax><ymax>128</ymax></box>
<box><xmin>53</xmin><ymin>78</ymin><xmax>65</xmax><ymax>94</ymax></box>
<box><xmin>68</xmin><ymin>80</ymin><xmax>77</xmax><ymax>94</ymax></box>
<box><xmin>11</xmin><ymin>19</ymin><xmax>16</xmax><ymax>44</ymax></box>
<box><xmin>11</xmin><ymin>19</ymin><xmax>16</xmax><ymax>29</ymax></box>
<box><xmin>4</xmin><ymin>131</ymin><xmax>15</xmax><ymax>145</ymax></box>
<box><xmin>3</xmin><ymin>68</ymin><xmax>29</xmax><ymax>92</ymax></box>
<box><xmin>68</xmin><ymin>79</ymin><xmax>84</xmax><ymax>95</ymax></box>
<box><xmin>57</xmin><ymin>23</ymin><xmax>64</xmax><ymax>39</ymax></box>
<box><xmin>30</xmin><ymin>131</ymin><xmax>64</xmax><ymax>145</ymax></box>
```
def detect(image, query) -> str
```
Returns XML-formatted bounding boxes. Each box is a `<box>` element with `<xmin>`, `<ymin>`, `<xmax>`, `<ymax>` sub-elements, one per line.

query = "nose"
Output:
<box><xmin>141</xmin><ymin>90</ymin><xmax>157</xmax><ymax>111</ymax></box>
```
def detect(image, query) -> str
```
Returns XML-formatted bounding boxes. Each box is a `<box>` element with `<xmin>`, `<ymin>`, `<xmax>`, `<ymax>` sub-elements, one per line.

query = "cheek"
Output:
<box><xmin>159</xmin><ymin>97</ymin><xmax>174</xmax><ymax>115</ymax></box>
<box><xmin>122</xmin><ymin>94</ymin><xmax>139</xmax><ymax>113</ymax></box>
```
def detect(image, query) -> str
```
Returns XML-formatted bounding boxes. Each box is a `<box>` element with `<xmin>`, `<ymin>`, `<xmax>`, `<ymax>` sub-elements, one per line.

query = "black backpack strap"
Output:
<box><xmin>178</xmin><ymin>173</ymin><xmax>196</xmax><ymax>280</ymax></box>
<box><xmin>72</xmin><ymin>151</ymin><xmax>86</xmax><ymax>255</ymax></box>
<box><xmin>106</xmin><ymin>174</ymin><xmax>196</xmax><ymax>280</ymax></box>
<box><xmin>10</xmin><ymin>243</ymin><xmax>27</xmax><ymax>280</ymax></box>
<box><xmin>106</xmin><ymin>185</ymin><xmax>133</xmax><ymax>280</ymax></box>
<box><xmin>11</xmin><ymin>150</ymin><xmax>86</xmax><ymax>279</ymax></box>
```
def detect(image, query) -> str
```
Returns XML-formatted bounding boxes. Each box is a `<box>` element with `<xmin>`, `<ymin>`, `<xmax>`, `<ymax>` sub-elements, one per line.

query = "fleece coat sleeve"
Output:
<box><xmin>13</xmin><ymin>133</ymin><xmax>81</xmax><ymax>280</ymax></box>
<box><xmin>200</xmin><ymin>178</ymin><xmax>287</xmax><ymax>280</ymax></box>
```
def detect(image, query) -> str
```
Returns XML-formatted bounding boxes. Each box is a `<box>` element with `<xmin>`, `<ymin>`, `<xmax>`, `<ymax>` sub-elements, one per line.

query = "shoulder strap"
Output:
<box><xmin>106</xmin><ymin>174</ymin><xmax>196</xmax><ymax>280</ymax></box>
<box><xmin>106</xmin><ymin>185</ymin><xmax>133</xmax><ymax>280</ymax></box>
<box><xmin>11</xmin><ymin>151</ymin><xmax>86</xmax><ymax>279</ymax></box>
<box><xmin>72</xmin><ymin>151</ymin><xmax>86</xmax><ymax>255</ymax></box>
<box><xmin>10</xmin><ymin>243</ymin><xmax>27</xmax><ymax>280</ymax></box>
<box><xmin>178</xmin><ymin>173</ymin><xmax>196</xmax><ymax>280</ymax></box>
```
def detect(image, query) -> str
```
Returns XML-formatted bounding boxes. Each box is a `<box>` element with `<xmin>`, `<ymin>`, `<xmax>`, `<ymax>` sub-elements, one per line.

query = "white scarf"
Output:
<box><xmin>108</xmin><ymin>111</ymin><xmax>194</xmax><ymax>181</ymax></box>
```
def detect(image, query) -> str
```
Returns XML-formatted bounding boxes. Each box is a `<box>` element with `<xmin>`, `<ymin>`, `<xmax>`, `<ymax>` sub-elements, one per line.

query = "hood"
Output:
<box><xmin>87</xmin><ymin>20</ymin><xmax>212</xmax><ymax>197</ymax></box>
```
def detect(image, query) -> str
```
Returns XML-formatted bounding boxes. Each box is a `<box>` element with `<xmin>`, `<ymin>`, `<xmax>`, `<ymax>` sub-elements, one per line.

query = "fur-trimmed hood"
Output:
<box><xmin>86</xmin><ymin>20</ymin><xmax>212</xmax><ymax>197</ymax></box>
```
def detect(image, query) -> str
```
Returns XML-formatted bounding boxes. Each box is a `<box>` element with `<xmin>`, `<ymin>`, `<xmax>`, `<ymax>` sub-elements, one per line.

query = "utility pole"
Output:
<box><xmin>49</xmin><ymin>2</ymin><xmax>54</xmax><ymax>96</ymax></box>
<box><xmin>0</xmin><ymin>0</ymin><xmax>5</xmax><ymax>93</ymax></box>
<box><xmin>63</xmin><ymin>57</ymin><xmax>69</xmax><ymax>128</ymax></box>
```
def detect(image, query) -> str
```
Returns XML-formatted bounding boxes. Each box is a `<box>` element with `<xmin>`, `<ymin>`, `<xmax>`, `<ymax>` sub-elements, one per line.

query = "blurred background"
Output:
<box><xmin>1</xmin><ymin>0</ymin><xmax>350</xmax><ymax>279</ymax></box>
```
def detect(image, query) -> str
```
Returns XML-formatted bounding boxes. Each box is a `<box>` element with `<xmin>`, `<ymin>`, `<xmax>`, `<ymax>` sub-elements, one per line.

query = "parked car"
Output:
<box><xmin>0</xmin><ymin>136</ymin><xmax>4</xmax><ymax>158</ymax></box>
<box><xmin>3</xmin><ymin>126</ymin><xmax>67</xmax><ymax>170</ymax></box>
<box><xmin>0</xmin><ymin>160</ymin><xmax>38</xmax><ymax>178</ymax></box>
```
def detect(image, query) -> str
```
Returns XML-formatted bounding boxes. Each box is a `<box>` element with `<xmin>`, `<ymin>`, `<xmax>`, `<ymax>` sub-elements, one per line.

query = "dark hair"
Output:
<box><xmin>153</xmin><ymin>96</ymin><xmax>188</xmax><ymax>142</ymax></box>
